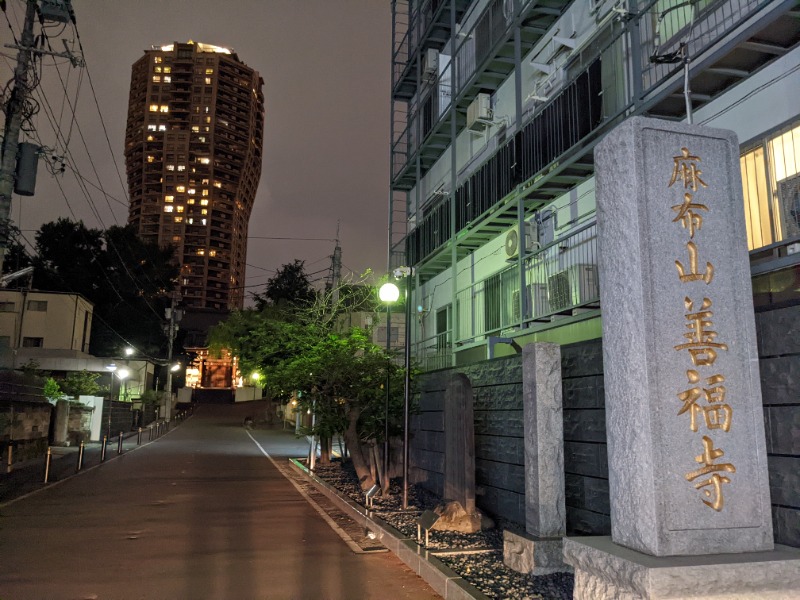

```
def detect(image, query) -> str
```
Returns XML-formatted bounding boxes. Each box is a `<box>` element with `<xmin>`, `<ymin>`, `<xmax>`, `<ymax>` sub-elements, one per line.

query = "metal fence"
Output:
<box><xmin>452</xmin><ymin>222</ymin><xmax>599</xmax><ymax>345</ymax></box>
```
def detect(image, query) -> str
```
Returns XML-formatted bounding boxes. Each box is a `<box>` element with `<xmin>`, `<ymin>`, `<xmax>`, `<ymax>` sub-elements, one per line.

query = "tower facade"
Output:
<box><xmin>125</xmin><ymin>41</ymin><xmax>264</xmax><ymax>310</ymax></box>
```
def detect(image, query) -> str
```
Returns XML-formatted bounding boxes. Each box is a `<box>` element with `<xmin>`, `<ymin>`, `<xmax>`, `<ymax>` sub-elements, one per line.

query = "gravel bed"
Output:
<box><xmin>310</xmin><ymin>459</ymin><xmax>574</xmax><ymax>599</ymax></box>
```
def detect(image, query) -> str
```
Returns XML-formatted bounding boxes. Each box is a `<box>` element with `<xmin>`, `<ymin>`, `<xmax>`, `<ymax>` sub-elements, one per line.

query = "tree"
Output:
<box><xmin>252</xmin><ymin>259</ymin><xmax>315</xmax><ymax>310</ymax></box>
<box><xmin>43</xmin><ymin>377</ymin><xmax>62</xmax><ymax>403</ymax></box>
<box><xmin>210</xmin><ymin>272</ymin><xmax>411</xmax><ymax>492</ymax></box>
<box><xmin>59</xmin><ymin>370</ymin><xmax>102</xmax><ymax>398</ymax></box>
<box><xmin>29</xmin><ymin>219</ymin><xmax>179</xmax><ymax>356</ymax></box>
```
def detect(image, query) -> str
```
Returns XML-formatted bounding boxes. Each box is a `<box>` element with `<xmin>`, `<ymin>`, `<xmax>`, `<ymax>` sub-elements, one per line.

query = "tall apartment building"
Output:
<box><xmin>125</xmin><ymin>41</ymin><xmax>264</xmax><ymax>310</ymax></box>
<box><xmin>389</xmin><ymin>0</ymin><xmax>800</xmax><ymax>370</ymax></box>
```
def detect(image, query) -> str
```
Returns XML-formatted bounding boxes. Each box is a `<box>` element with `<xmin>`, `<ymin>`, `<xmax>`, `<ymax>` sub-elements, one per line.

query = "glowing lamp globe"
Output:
<box><xmin>379</xmin><ymin>282</ymin><xmax>400</xmax><ymax>303</ymax></box>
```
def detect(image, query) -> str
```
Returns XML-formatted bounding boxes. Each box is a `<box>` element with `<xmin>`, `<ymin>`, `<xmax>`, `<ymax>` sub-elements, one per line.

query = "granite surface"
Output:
<box><xmin>596</xmin><ymin>116</ymin><xmax>773</xmax><ymax>556</ymax></box>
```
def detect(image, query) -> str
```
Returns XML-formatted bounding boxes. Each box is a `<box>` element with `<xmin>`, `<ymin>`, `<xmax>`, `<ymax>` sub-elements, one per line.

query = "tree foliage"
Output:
<box><xmin>16</xmin><ymin>218</ymin><xmax>179</xmax><ymax>356</ymax></box>
<box><xmin>210</xmin><ymin>267</ymin><xmax>411</xmax><ymax>491</ymax></box>
<box><xmin>60</xmin><ymin>370</ymin><xmax>102</xmax><ymax>398</ymax></box>
<box><xmin>43</xmin><ymin>377</ymin><xmax>62</xmax><ymax>403</ymax></box>
<box><xmin>252</xmin><ymin>259</ymin><xmax>315</xmax><ymax>310</ymax></box>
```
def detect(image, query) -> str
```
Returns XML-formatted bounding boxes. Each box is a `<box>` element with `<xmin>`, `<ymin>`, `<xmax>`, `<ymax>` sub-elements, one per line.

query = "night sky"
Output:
<box><xmin>1</xmin><ymin>0</ymin><xmax>391</xmax><ymax>299</ymax></box>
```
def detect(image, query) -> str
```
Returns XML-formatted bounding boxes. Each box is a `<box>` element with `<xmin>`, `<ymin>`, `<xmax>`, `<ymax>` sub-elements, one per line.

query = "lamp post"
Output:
<box><xmin>105</xmin><ymin>364</ymin><xmax>117</xmax><ymax>439</ymax></box>
<box><xmin>400</xmin><ymin>269</ymin><xmax>413</xmax><ymax>509</ymax></box>
<box><xmin>379</xmin><ymin>281</ymin><xmax>400</xmax><ymax>490</ymax></box>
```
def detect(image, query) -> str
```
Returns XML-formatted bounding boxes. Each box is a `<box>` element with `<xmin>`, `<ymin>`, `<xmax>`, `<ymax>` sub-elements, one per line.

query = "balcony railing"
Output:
<box><xmin>452</xmin><ymin>222</ymin><xmax>599</xmax><ymax>345</ymax></box>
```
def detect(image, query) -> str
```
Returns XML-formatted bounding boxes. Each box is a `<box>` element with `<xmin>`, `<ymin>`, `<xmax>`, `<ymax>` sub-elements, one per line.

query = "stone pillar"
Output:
<box><xmin>504</xmin><ymin>342</ymin><xmax>567</xmax><ymax>575</ymax></box>
<box><xmin>443</xmin><ymin>373</ymin><xmax>475</xmax><ymax>513</ymax></box>
<box><xmin>564</xmin><ymin>116</ymin><xmax>800</xmax><ymax>598</ymax></box>
<box><xmin>53</xmin><ymin>399</ymin><xmax>69</xmax><ymax>446</ymax></box>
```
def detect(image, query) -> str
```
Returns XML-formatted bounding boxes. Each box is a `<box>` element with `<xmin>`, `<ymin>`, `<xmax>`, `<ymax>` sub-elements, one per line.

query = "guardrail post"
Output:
<box><xmin>117</xmin><ymin>432</ymin><xmax>123</xmax><ymax>454</ymax></box>
<box><xmin>137</xmin><ymin>427</ymin><xmax>142</xmax><ymax>445</ymax></box>
<box><xmin>101</xmin><ymin>435</ymin><xmax>107</xmax><ymax>462</ymax></box>
<box><xmin>43</xmin><ymin>447</ymin><xmax>52</xmax><ymax>483</ymax></box>
<box><xmin>6</xmin><ymin>443</ymin><xmax>12</xmax><ymax>473</ymax></box>
<box><xmin>76</xmin><ymin>441</ymin><xmax>85</xmax><ymax>472</ymax></box>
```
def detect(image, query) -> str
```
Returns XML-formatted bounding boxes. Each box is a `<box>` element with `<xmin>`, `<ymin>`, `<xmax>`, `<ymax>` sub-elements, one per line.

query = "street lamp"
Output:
<box><xmin>379</xmin><ymin>282</ymin><xmax>400</xmax><ymax>490</ymax></box>
<box><xmin>105</xmin><ymin>365</ymin><xmax>130</xmax><ymax>437</ymax></box>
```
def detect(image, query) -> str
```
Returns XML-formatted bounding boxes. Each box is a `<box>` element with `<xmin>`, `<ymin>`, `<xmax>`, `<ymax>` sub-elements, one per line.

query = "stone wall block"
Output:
<box><xmin>765</xmin><ymin>405</ymin><xmax>800</xmax><ymax>455</ymax></box>
<box><xmin>561</xmin><ymin>341</ymin><xmax>604</xmax><ymax>378</ymax></box>
<box><xmin>565</xmin><ymin>441</ymin><xmax>609</xmax><ymax>479</ymax></box>
<box><xmin>472</xmin><ymin>383</ymin><xmax>523</xmax><ymax>411</ymax></box>
<box><xmin>562</xmin><ymin>375</ymin><xmax>605</xmax><ymax>409</ymax></box>
<box><xmin>476</xmin><ymin>458</ymin><xmax>525</xmax><ymax>494</ymax></box>
<box><xmin>756</xmin><ymin>305</ymin><xmax>800</xmax><ymax>357</ymax></box>
<box><xmin>474</xmin><ymin>434</ymin><xmax>523</xmax><ymax>464</ymax></box>
<box><xmin>473</xmin><ymin>410</ymin><xmax>524</xmax><ymax>437</ymax></box>
<box><xmin>563</xmin><ymin>409</ymin><xmax>606</xmax><ymax>443</ymax></box>
<box><xmin>768</xmin><ymin>455</ymin><xmax>800</xmax><ymax>508</ymax></box>
<box><xmin>760</xmin><ymin>355</ymin><xmax>800</xmax><ymax>405</ymax></box>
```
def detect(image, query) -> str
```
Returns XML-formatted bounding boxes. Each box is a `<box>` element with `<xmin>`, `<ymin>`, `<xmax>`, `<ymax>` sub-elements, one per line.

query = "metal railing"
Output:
<box><xmin>413</xmin><ymin>329</ymin><xmax>454</xmax><ymax>371</ymax></box>
<box><xmin>452</xmin><ymin>222</ymin><xmax>599</xmax><ymax>345</ymax></box>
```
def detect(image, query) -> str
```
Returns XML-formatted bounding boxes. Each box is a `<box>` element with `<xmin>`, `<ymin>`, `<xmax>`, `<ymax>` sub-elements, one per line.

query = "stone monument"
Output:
<box><xmin>504</xmin><ymin>342</ymin><xmax>568</xmax><ymax>575</ymax></box>
<box><xmin>563</xmin><ymin>116</ymin><xmax>800</xmax><ymax>598</ymax></box>
<box><xmin>432</xmin><ymin>372</ymin><xmax>487</xmax><ymax>533</ymax></box>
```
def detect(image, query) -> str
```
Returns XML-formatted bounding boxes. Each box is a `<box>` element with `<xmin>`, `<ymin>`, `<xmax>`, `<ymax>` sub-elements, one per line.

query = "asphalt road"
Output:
<box><xmin>0</xmin><ymin>402</ymin><xmax>439</xmax><ymax>600</ymax></box>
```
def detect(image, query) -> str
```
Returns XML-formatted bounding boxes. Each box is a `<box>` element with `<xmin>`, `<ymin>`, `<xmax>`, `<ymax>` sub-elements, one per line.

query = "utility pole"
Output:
<box><xmin>0</xmin><ymin>0</ymin><xmax>81</xmax><ymax>274</ymax></box>
<box><xmin>0</xmin><ymin>0</ymin><xmax>37</xmax><ymax>274</ymax></box>
<box><xmin>163</xmin><ymin>296</ymin><xmax>181</xmax><ymax>422</ymax></box>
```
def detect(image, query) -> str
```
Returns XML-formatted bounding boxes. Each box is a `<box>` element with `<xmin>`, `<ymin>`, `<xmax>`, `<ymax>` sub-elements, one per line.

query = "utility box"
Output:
<box><xmin>14</xmin><ymin>142</ymin><xmax>39</xmax><ymax>196</ymax></box>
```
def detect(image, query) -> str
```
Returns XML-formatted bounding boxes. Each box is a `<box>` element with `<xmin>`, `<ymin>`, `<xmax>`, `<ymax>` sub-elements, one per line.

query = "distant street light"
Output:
<box><xmin>379</xmin><ymin>281</ymin><xmax>400</xmax><ymax>490</ymax></box>
<box><xmin>124</xmin><ymin>347</ymin><xmax>135</xmax><ymax>357</ymax></box>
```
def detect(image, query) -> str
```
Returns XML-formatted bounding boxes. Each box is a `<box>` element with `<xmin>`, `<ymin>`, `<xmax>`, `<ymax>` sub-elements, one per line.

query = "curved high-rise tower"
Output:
<box><xmin>125</xmin><ymin>41</ymin><xmax>264</xmax><ymax>310</ymax></box>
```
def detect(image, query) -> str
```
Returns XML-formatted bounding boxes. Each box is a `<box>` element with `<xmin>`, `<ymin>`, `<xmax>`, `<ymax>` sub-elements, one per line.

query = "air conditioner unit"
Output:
<box><xmin>422</xmin><ymin>48</ymin><xmax>439</xmax><ymax>81</ymax></box>
<box><xmin>466</xmin><ymin>93</ymin><xmax>493</xmax><ymax>132</ymax></box>
<box><xmin>511</xmin><ymin>282</ymin><xmax>551</xmax><ymax>322</ymax></box>
<box><xmin>547</xmin><ymin>264</ymin><xmax>599</xmax><ymax>313</ymax></box>
<box><xmin>504</xmin><ymin>220</ymin><xmax>540</xmax><ymax>260</ymax></box>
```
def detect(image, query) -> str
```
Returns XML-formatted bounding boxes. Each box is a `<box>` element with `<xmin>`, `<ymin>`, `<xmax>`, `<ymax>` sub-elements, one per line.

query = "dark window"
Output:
<box><xmin>22</xmin><ymin>337</ymin><xmax>43</xmax><ymax>348</ymax></box>
<box><xmin>27</xmin><ymin>300</ymin><xmax>47</xmax><ymax>311</ymax></box>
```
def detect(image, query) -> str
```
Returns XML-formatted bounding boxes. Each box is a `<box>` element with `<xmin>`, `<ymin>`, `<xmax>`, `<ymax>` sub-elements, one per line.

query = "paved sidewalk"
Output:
<box><xmin>0</xmin><ymin>402</ymin><xmax>439</xmax><ymax>600</ymax></box>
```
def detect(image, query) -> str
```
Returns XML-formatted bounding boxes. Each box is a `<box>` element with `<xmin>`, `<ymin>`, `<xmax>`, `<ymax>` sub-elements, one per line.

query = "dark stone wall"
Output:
<box><xmin>756</xmin><ymin>306</ymin><xmax>800</xmax><ymax>548</ymax></box>
<box><xmin>411</xmin><ymin>305</ymin><xmax>800</xmax><ymax>546</ymax></box>
<box><xmin>411</xmin><ymin>355</ymin><xmax>525</xmax><ymax>523</ymax></box>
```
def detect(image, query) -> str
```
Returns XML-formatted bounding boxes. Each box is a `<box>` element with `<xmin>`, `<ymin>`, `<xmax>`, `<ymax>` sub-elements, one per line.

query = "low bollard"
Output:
<box><xmin>117</xmin><ymin>432</ymin><xmax>123</xmax><ymax>454</ymax></box>
<box><xmin>137</xmin><ymin>427</ymin><xmax>142</xmax><ymax>445</ymax></box>
<box><xmin>76</xmin><ymin>441</ymin><xmax>85</xmax><ymax>472</ymax></box>
<box><xmin>101</xmin><ymin>435</ymin><xmax>107</xmax><ymax>462</ymax></box>
<box><xmin>43</xmin><ymin>447</ymin><xmax>52</xmax><ymax>483</ymax></box>
<box><xmin>6</xmin><ymin>443</ymin><xmax>12</xmax><ymax>473</ymax></box>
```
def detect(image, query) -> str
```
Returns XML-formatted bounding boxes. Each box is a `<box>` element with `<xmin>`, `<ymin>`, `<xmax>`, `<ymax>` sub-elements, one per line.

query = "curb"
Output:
<box><xmin>288</xmin><ymin>459</ymin><xmax>490</xmax><ymax>600</ymax></box>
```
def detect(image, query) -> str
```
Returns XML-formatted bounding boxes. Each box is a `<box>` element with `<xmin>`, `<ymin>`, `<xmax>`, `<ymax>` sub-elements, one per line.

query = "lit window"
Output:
<box><xmin>160</xmin><ymin>105</ymin><xmax>169</xmax><ymax>113</ymax></box>
<box><xmin>208</xmin><ymin>248</ymin><xmax>215</xmax><ymax>256</ymax></box>
<box><xmin>164</xmin><ymin>206</ymin><xmax>174</xmax><ymax>213</ymax></box>
<box><xmin>203</xmin><ymin>219</ymin><xmax>209</xmax><ymax>227</ymax></box>
<box><xmin>154</xmin><ymin>56</ymin><xmax>162</xmax><ymax>64</ymax></box>
<box><xmin>187</xmin><ymin>199</ymin><xmax>195</xmax><ymax>205</ymax></box>
<box><xmin>192</xmin><ymin>126</ymin><xmax>200</xmax><ymax>133</ymax></box>
<box><xmin>214</xmin><ymin>182</ymin><xmax>222</xmax><ymax>188</ymax></box>
<box><xmin>202</xmin><ymin>189</ymin><xmax>209</xmax><ymax>196</ymax></box>
<box><xmin>199</xmin><ymin>157</ymin><xmax>210</xmax><ymax>165</ymax></box>
<box><xmin>152</xmin><ymin>75</ymin><xmax>161</xmax><ymax>83</ymax></box>
<box><xmin>204</xmin><ymin>116</ymin><xmax>211</xmax><ymax>124</ymax></box>
<box><xmin>198</xmin><ymin>136</ymin><xmax>206</xmax><ymax>143</ymax></box>
<box><xmin>176</xmin><ymin>206</ymin><xmax>184</xmax><ymax>213</ymax></box>
<box><xmin>172</xmin><ymin>235</ymin><xmax>181</xmax><ymax>241</ymax></box>
<box><xmin>202</xmin><ymin>179</ymin><xmax>209</xmax><ymax>185</ymax></box>
<box><xmin>188</xmin><ymin>218</ymin><xmax>194</xmax><ymax>224</ymax></box>
<box><xmin>205</xmin><ymin>68</ymin><xmax>214</xmax><ymax>75</ymax></box>
<box><xmin>147</xmin><ymin>124</ymin><xmax>157</xmax><ymax>131</ymax></box>
<box><xmin>166</xmin><ymin>165</ymin><xmax>175</xmax><ymax>171</ymax></box>
<box><xmin>164</xmin><ymin>195</ymin><xmax>174</xmax><ymax>203</ymax></box>
<box><xmin>158</xmin><ymin>125</ymin><xmax>167</xmax><ymax>131</ymax></box>
<box><xmin>177</xmin><ymin>165</ymin><xmax>186</xmax><ymax>172</ymax></box>
<box><xmin>176</xmin><ymin>185</ymin><xmax>185</xmax><ymax>192</ymax></box>
<box><xmin>174</xmin><ymin>216</ymin><xmax>183</xmax><ymax>223</ymax></box>
<box><xmin>163</xmin><ymin>66</ymin><xmax>171</xmax><ymax>73</ymax></box>
<box><xmin>201</xmin><ymin>209</ymin><xmax>208</xmax><ymax>215</ymax></box>
<box><xmin>204</xmin><ymin>106</ymin><xmax>210</xmax><ymax>113</ymax></box>
<box><xmin>154</xmin><ymin>66</ymin><xmax>162</xmax><ymax>73</ymax></box>
<box><xmin>149</xmin><ymin>104</ymin><xmax>159</xmax><ymax>112</ymax></box>
<box><xmin>188</xmin><ymin>188</ymin><xmax>196</xmax><ymax>195</ymax></box>
<box><xmin>197</xmin><ymin>249</ymin><xmax>205</xmax><ymax>255</ymax></box>
<box><xmin>146</xmin><ymin>155</ymin><xmax>155</xmax><ymax>163</ymax></box>
<box><xmin>146</xmin><ymin>135</ymin><xmax>155</xmax><ymax>141</ymax></box>
<box><xmin>205</xmin><ymin>77</ymin><xmax>212</xmax><ymax>85</ymax></box>
<box><xmin>204</xmin><ymin>126</ymin><xmax>210</xmax><ymax>132</ymax></box>
<box><xmin>200</xmin><ymin>199</ymin><xmax>209</xmax><ymax>206</ymax></box>
<box><xmin>163</xmin><ymin>76</ymin><xmax>171</xmax><ymax>83</ymax></box>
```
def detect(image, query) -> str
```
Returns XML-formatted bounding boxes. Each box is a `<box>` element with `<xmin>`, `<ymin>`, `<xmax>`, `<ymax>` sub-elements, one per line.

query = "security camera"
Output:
<box><xmin>392</xmin><ymin>266</ymin><xmax>413</xmax><ymax>278</ymax></box>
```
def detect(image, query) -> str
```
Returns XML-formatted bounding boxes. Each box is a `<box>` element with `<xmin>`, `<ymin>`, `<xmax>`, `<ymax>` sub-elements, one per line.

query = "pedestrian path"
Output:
<box><xmin>0</xmin><ymin>402</ymin><xmax>440</xmax><ymax>600</ymax></box>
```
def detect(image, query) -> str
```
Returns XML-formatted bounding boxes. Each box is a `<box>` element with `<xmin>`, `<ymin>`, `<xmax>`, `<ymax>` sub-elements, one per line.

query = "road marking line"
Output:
<box><xmin>244</xmin><ymin>429</ymin><xmax>368</xmax><ymax>554</ymax></box>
